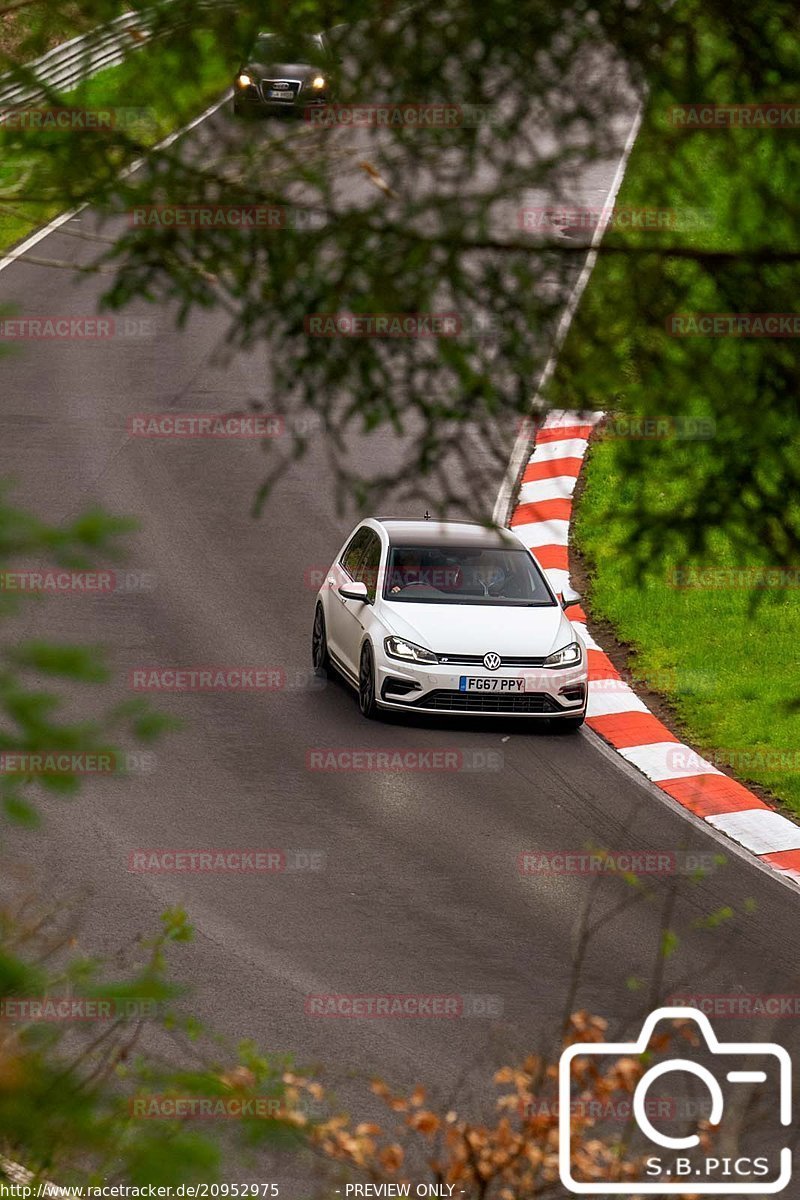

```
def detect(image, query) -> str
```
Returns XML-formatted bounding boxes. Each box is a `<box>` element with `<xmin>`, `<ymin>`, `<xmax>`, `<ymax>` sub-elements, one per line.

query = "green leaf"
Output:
<box><xmin>9</xmin><ymin>643</ymin><xmax>110</xmax><ymax>683</ymax></box>
<box><xmin>660</xmin><ymin>929</ymin><xmax>680</xmax><ymax>959</ymax></box>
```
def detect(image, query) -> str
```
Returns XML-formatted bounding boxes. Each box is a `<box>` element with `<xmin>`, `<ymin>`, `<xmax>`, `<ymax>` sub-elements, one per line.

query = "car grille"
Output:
<box><xmin>436</xmin><ymin>654</ymin><xmax>546</xmax><ymax>667</ymax></box>
<box><xmin>260</xmin><ymin>79</ymin><xmax>301</xmax><ymax>101</ymax></box>
<box><xmin>409</xmin><ymin>689</ymin><xmax>560</xmax><ymax>714</ymax></box>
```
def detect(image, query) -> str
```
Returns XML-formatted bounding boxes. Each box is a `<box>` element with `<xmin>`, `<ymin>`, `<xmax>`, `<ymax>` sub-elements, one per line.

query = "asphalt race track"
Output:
<box><xmin>1</xmin><ymin>98</ymin><xmax>799</xmax><ymax>1169</ymax></box>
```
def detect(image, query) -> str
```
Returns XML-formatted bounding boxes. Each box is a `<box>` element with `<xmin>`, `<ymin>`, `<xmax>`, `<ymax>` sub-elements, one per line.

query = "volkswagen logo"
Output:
<box><xmin>483</xmin><ymin>652</ymin><xmax>502</xmax><ymax>671</ymax></box>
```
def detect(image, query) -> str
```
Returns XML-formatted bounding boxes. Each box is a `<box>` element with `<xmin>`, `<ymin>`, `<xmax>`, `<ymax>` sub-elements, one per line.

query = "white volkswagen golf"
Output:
<box><xmin>312</xmin><ymin>519</ymin><xmax>588</xmax><ymax>729</ymax></box>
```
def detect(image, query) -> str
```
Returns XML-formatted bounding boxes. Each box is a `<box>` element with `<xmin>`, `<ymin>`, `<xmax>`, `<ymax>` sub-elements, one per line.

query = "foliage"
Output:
<box><xmin>0</xmin><ymin>0</ymin><xmax>795</xmax><ymax>544</ymax></box>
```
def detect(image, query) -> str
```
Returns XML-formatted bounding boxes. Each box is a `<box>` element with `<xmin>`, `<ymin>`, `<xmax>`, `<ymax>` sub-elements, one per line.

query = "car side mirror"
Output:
<box><xmin>339</xmin><ymin>581</ymin><xmax>369</xmax><ymax>603</ymax></box>
<box><xmin>561</xmin><ymin>585</ymin><xmax>581</xmax><ymax>608</ymax></box>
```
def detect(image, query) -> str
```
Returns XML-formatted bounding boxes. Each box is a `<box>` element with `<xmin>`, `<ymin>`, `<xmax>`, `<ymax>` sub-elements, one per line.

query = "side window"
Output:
<box><xmin>340</xmin><ymin>528</ymin><xmax>371</xmax><ymax>578</ymax></box>
<box><xmin>354</xmin><ymin>531</ymin><xmax>382</xmax><ymax>601</ymax></box>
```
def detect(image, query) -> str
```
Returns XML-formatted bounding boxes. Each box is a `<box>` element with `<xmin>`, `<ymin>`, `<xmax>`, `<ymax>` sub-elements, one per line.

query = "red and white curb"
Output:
<box><xmin>509</xmin><ymin>409</ymin><xmax>800</xmax><ymax>888</ymax></box>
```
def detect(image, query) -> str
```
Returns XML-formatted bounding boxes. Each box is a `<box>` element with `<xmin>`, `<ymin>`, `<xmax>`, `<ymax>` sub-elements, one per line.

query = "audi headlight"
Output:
<box><xmin>237</xmin><ymin>72</ymin><xmax>254</xmax><ymax>88</ymax></box>
<box><xmin>311</xmin><ymin>75</ymin><xmax>326</xmax><ymax>89</ymax></box>
<box><xmin>543</xmin><ymin>641</ymin><xmax>582</xmax><ymax>668</ymax></box>
<box><xmin>385</xmin><ymin>637</ymin><xmax>437</xmax><ymax>665</ymax></box>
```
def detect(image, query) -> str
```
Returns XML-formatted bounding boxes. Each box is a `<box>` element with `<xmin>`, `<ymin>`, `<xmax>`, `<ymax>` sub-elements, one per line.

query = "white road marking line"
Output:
<box><xmin>493</xmin><ymin>100</ymin><xmax>644</xmax><ymax>526</ymax></box>
<box><xmin>0</xmin><ymin>91</ymin><xmax>232</xmax><ymax>276</ymax></box>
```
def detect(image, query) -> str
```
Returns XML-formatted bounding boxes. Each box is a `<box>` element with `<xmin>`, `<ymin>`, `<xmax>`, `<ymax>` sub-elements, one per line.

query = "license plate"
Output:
<box><xmin>269</xmin><ymin>89</ymin><xmax>293</xmax><ymax>99</ymax></box>
<box><xmin>459</xmin><ymin>676</ymin><xmax>525</xmax><ymax>692</ymax></box>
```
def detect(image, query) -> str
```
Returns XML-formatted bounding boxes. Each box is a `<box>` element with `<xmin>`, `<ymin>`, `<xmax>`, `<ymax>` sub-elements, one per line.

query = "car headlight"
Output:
<box><xmin>385</xmin><ymin>636</ymin><xmax>438</xmax><ymax>665</ymax></box>
<box><xmin>543</xmin><ymin>641</ymin><xmax>582</xmax><ymax>668</ymax></box>
<box><xmin>237</xmin><ymin>72</ymin><xmax>254</xmax><ymax>88</ymax></box>
<box><xmin>311</xmin><ymin>75</ymin><xmax>326</xmax><ymax>89</ymax></box>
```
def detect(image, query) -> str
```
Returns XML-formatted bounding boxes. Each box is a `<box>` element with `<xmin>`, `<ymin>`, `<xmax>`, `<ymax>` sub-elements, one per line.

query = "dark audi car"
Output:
<box><xmin>233</xmin><ymin>32</ymin><xmax>337</xmax><ymax>117</ymax></box>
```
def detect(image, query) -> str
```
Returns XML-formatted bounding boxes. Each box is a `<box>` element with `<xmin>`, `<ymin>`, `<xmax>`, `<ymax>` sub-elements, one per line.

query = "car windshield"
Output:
<box><xmin>383</xmin><ymin>544</ymin><xmax>556</xmax><ymax>606</ymax></box>
<box><xmin>253</xmin><ymin>34</ymin><xmax>326</xmax><ymax>64</ymax></box>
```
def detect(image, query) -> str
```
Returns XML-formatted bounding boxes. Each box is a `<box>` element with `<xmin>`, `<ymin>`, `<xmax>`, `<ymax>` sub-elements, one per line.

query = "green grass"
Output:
<box><xmin>548</xmin><ymin>16</ymin><xmax>800</xmax><ymax>812</ymax></box>
<box><xmin>0</xmin><ymin>28</ymin><xmax>232</xmax><ymax>252</ymax></box>
<box><xmin>576</xmin><ymin>443</ymin><xmax>800</xmax><ymax>809</ymax></box>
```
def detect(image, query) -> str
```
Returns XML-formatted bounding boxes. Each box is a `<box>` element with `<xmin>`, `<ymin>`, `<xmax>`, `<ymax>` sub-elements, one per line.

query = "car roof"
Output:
<box><xmin>376</xmin><ymin>518</ymin><xmax>522</xmax><ymax>549</ymax></box>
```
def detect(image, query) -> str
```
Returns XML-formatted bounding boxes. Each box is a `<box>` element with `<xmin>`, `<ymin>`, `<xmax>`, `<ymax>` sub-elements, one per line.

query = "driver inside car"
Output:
<box><xmin>389</xmin><ymin>551</ymin><xmax>425</xmax><ymax>593</ymax></box>
<box><xmin>463</xmin><ymin>553</ymin><xmax>510</xmax><ymax>597</ymax></box>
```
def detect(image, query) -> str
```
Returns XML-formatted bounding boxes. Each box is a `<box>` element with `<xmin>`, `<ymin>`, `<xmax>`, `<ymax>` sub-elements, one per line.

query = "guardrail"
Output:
<box><xmin>0</xmin><ymin>10</ymin><xmax>157</xmax><ymax>107</ymax></box>
<box><xmin>0</xmin><ymin>0</ymin><xmax>234</xmax><ymax>108</ymax></box>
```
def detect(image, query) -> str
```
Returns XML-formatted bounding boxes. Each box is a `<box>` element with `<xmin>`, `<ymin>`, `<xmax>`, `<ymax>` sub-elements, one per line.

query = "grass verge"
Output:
<box><xmin>546</xmin><ymin>15</ymin><xmax>800</xmax><ymax>813</ymax></box>
<box><xmin>0</xmin><ymin>27</ymin><xmax>232</xmax><ymax>252</ymax></box>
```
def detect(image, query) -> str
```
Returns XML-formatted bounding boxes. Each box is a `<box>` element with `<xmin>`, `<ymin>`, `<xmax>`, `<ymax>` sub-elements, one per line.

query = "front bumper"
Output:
<box><xmin>375</xmin><ymin>657</ymin><xmax>588</xmax><ymax>718</ymax></box>
<box><xmin>234</xmin><ymin>82</ymin><xmax>331</xmax><ymax>115</ymax></box>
